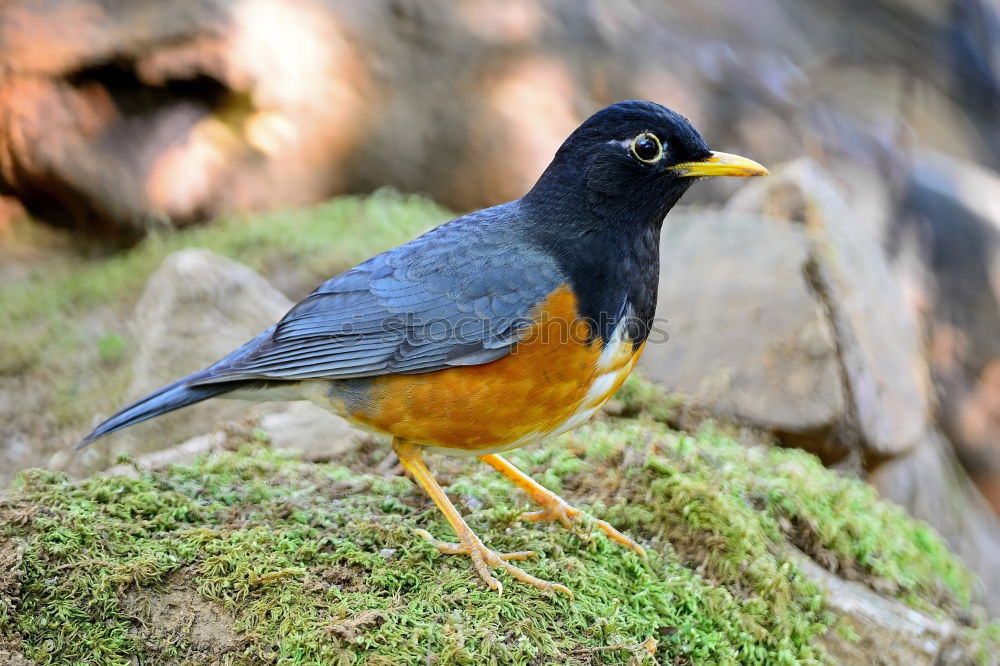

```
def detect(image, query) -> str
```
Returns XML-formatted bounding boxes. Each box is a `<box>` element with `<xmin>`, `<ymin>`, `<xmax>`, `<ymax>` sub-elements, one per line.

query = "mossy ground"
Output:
<box><xmin>2</xmin><ymin>380</ymin><xmax>997</xmax><ymax>665</ymax></box>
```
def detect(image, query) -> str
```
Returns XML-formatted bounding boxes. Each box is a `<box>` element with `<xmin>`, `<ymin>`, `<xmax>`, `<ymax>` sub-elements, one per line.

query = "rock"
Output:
<box><xmin>645</xmin><ymin>168</ymin><xmax>931</xmax><ymax>463</ymax></box>
<box><xmin>3</xmin><ymin>0</ymin><xmax>998</xmax><ymax>237</ymax></box>
<box><xmin>869</xmin><ymin>430</ymin><xmax>1000</xmax><ymax>616</ymax></box>
<box><xmin>641</xmin><ymin>210</ymin><xmax>848</xmax><ymax>460</ymax></box>
<box><xmin>101</xmin><ymin>431</ymin><xmax>227</xmax><ymax>478</ymax></box>
<box><xmin>896</xmin><ymin>152</ymin><xmax>1000</xmax><ymax>514</ymax></box>
<box><xmin>726</xmin><ymin>158</ymin><xmax>932</xmax><ymax>463</ymax></box>
<box><xmin>100</xmin><ymin>248</ymin><xmax>367</xmax><ymax>462</ymax></box>
<box><xmin>719</xmin><ymin>159</ymin><xmax>1000</xmax><ymax>610</ymax></box>
<box><xmin>101</xmin><ymin>403</ymin><xmax>369</xmax><ymax>479</ymax></box>
<box><xmin>107</xmin><ymin>248</ymin><xmax>292</xmax><ymax>458</ymax></box>
<box><xmin>259</xmin><ymin>401</ymin><xmax>372</xmax><ymax>463</ymax></box>
<box><xmin>795</xmin><ymin>552</ymin><xmax>961</xmax><ymax>665</ymax></box>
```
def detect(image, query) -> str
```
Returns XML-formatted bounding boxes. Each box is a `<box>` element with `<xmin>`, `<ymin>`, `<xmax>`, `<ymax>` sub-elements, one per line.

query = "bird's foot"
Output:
<box><xmin>477</xmin><ymin>454</ymin><xmax>645</xmax><ymax>558</ymax></box>
<box><xmin>414</xmin><ymin>528</ymin><xmax>573</xmax><ymax>598</ymax></box>
<box><xmin>519</xmin><ymin>497</ymin><xmax>646</xmax><ymax>558</ymax></box>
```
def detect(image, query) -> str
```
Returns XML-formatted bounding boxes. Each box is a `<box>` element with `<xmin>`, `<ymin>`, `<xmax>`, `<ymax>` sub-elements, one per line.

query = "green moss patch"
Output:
<box><xmin>2</xmin><ymin>393</ymin><xmax>996</xmax><ymax>665</ymax></box>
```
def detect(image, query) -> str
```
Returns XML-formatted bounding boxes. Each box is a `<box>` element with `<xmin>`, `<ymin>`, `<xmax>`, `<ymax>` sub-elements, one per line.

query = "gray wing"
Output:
<box><xmin>191</xmin><ymin>206</ymin><xmax>564</xmax><ymax>383</ymax></box>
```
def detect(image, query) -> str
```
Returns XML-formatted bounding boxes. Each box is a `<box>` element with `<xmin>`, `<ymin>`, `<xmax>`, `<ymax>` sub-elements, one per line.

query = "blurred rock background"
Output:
<box><xmin>2</xmin><ymin>0</ymin><xmax>1000</xmax><ymax>612</ymax></box>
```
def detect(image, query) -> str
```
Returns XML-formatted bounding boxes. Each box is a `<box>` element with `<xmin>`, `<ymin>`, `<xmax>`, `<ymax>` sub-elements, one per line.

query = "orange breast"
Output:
<box><xmin>341</xmin><ymin>285</ymin><xmax>642</xmax><ymax>453</ymax></box>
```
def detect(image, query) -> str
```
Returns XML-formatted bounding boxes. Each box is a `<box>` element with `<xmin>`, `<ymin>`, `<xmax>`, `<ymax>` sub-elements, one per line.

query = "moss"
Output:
<box><xmin>2</xmin><ymin>394</ymin><xmax>996</xmax><ymax>665</ymax></box>
<box><xmin>96</xmin><ymin>333</ymin><xmax>127</xmax><ymax>365</ymax></box>
<box><xmin>609</xmin><ymin>374</ymin><xmax>679</xmax><ymax>422</ymax></box>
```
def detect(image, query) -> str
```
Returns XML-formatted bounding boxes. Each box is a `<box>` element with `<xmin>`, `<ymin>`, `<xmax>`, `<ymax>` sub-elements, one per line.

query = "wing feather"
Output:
<box><xmin>190</xmin><ymin>205</ymin><xmax>563</xmax><ymax>384</ymax></box>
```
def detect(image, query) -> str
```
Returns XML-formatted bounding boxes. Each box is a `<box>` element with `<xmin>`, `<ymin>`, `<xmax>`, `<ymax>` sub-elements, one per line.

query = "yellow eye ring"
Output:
<box><xmin>631</xmin><ymin>132</ymin><xmax>663</xmax><ymax>163</ymax></box>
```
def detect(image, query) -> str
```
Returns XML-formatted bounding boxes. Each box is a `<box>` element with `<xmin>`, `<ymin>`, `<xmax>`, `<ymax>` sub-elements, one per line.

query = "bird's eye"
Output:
<box><xmin>630</xmin><ymin>132</ymin><xmax>663</xmax><ymax>163</ymax></box>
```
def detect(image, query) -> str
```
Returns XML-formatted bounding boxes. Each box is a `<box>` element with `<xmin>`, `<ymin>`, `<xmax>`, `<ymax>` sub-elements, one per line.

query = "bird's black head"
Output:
<box><xmin>519</xmin><ymin>100</ymin><xmax>768</xmax><ymax>348</ymax></box>
<box><xmin>524</xmin><ymin>100</ymin><xmax>767</xmax><ymax>230</ymax></box>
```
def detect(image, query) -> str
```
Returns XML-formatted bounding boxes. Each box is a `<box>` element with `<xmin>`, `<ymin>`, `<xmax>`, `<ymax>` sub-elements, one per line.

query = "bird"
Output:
<box><xmin>79</xmin><ymin>100</ymin><xmax>768</xmax><ymax>597</ymax></box>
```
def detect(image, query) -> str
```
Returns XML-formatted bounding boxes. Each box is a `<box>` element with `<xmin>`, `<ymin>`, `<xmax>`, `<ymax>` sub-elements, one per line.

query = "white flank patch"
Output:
<box><xmin>584</xmin><ymin>368</ymin><xmax>621</xmax><ymax>406</ymax></box>
<box><xmin>596</xmin><ymin>307</ymin><xmax>634</xmax><ymax>372</ymax></box>
<box><xmin>550</xmin><ymin>405</ymin><xmax>599</xmax><ymax>437</ymax></box>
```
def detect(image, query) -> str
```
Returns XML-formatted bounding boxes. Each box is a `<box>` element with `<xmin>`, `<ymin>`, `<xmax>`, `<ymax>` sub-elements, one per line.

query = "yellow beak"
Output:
<box><xmin>668</xmin><ymin>151</ymin><xmax>770</xmax><ymax>178</ymax></box>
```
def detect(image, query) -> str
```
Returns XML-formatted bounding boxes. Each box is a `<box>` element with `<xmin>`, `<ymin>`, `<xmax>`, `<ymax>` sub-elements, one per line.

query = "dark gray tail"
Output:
<box><xmin>76</xmin><ymin>373</ymin><xmax>234</xmax><ymax>449</ymax></box>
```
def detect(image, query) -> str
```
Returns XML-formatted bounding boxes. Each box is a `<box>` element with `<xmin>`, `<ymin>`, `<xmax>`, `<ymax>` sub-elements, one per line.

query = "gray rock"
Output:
<box><xmin>721</xmin><ymin>158</ymin><xmax>1000</xmax><ymax>614</ymax></box>
<box><xmin>259</xmin><ymin>401</ymin><xmax>371</xmax><ymax>462</ymax></box>
<box><xmin>102</xmin><ymin>431</ymin><xmax>227</xmax><ymax>478</ymax></box>
<box><xmin>870</xmin><ymin>430</ymin><xmax>1000</xmax><ymax>616</ymax></box>
<box><xmin>102</xmin><ymin>403</ymin><xmax>369</xmax><ymax>478</ymax></box>
<box><xmin>108</xmin><ymin>248</ymin><xmax>293</xmax><ymax>457</ymax></box>
<box><xmin>900</xmin><ymin>152</ymin><xmax>1000</xmax><ymax>513</ymax></box>
<box><xmin>642</xmin><ymin>210</ymin><xmax>847</xmax><ymax>458</ymax></box>
<box><xmin>726</xmin><ymin>159</ymin><xmax>932</xmax><ymax>461</ymax></box>
<box><xmin>795</xmin><ymin>550</ymin><xmax>962</xmax><ymax>665</ymax></box>
<box><xmin>103</xmin><ymin>248</ymin><xmax>367</xmax><ymax>461</ymax></box>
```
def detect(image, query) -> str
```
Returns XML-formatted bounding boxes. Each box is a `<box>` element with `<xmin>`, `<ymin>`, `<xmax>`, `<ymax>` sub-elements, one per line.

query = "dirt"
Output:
<box><xmin>0</xmin><ymin>536</ymin><xmax>24</xmax><ymax>600</ymax></box>
<box><xmin>0</xmin><ymin>639</ymin><xmax>32</xmax><ymax>666</ymax></box>
<box><xmin>0</xmin><ymin>536</ymin><xmax>29</xmax><ymax>666</ymax></box>
<box><xmin>0</xmin><ymin>299</ymin><xmax>133</xmax><ymax>488</ymax></box>
<box><xmin>120</xmin><ymin>568</ymin><xmax>245</xmax><ymax>665</ymax></box>
<box><xmin>325</xmin><ymin>609</ymin><xmax>387</xmax><ymax>642</ymax></box>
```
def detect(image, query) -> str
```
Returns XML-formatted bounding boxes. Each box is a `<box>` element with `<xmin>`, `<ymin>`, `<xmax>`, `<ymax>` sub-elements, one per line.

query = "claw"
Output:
<box><xmin>415</xmin><ymin>528</ymin><xmax>573</xmax><ymax>598</ymax></box>
<box><xmin>519</xmin><ymin>508</ymin><xmax>574</xmax><ymax>530</ymax></box>
<box><xmin>415</xmin><ymin>529</ymin><xmax>536</xmax><ymax>560</ymax></box>
<box><xmin>521</xmin><ymin>498</ymin><xmax>647</xmax><ymax>558</ymax></box>
<box><xmin>478</xmin><ymin>454</ymin><xmax>646</xmax><ymax>559</ymax></box>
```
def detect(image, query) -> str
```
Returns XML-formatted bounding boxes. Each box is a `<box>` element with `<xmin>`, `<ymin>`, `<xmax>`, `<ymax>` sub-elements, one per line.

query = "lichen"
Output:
<box><xmin>2</xmin><ymin>383</ymin><xmax>996</xmax><ymax>665</ymax></box>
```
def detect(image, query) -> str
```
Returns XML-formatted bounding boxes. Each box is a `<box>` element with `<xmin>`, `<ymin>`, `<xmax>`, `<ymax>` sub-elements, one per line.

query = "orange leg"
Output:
<box><xmin>393</xmin><ymin>439</ymin><xmax>572</xmax><ymax>597</ymax></box>
<box><xmin>479</xmin><ymin>453</ymin><xmax>646</xmax><ymax>557</ymax></box>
